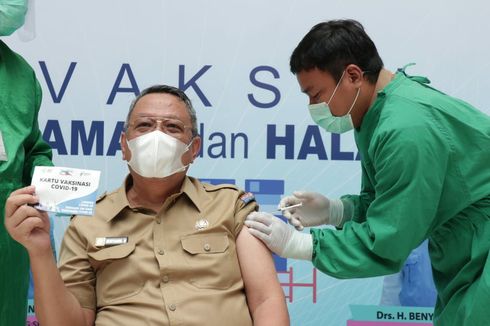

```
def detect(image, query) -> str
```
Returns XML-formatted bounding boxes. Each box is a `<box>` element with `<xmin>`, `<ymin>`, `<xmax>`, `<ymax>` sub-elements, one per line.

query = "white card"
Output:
<box><xmin>0</xmin><ymin>131</ymin><xmax>7</xmax><ymax>161</ymax></box>
<box><xmin>31</xmin><ymin>166</ymin><xmax>101</xmax><ymax>216</ymax></box>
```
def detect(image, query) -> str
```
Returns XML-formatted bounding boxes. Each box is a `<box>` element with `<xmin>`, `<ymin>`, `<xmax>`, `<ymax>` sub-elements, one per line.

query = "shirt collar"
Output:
<box><xmin>102</xmin><ymin>175</ymin><xmax>203</xmax><ymax>222</ymax></box>
<box><xmin>180</xmin><ymin>176</ymin><xmax>203</xmax><ymax>213</ymax></box>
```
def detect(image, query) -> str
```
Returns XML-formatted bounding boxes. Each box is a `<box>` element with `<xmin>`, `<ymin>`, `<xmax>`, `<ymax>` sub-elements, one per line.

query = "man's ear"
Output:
<box><xmin>190</xmin><ymin>136</ymin><xmax>202</xmax><ymax>162</ymax></box>
<box><xmin>345</xmin><ymin>64</ymin><xmax>364</xmax><ymax>88</ymax></box>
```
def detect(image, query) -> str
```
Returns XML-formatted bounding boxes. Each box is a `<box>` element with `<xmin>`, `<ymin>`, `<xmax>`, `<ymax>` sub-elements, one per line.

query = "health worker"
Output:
<box><xmin>1</xmin><ymin>0</ymin><xmax>53</xmax><ymax>325</ymax></box>
<box><xmin>246</xmin><ymin>19</ymin><xmax>490</xmax><ymax>326</ymax></box>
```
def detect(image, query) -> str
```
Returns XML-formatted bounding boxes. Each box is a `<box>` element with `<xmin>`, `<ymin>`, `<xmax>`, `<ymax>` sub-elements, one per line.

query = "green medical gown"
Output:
<box><xmin>310</xmin><ymin>69</ymin><xmax>490</xmax><ymax>325</ymax></box>
<box><xmin>0</xmin><ymin>40</ymin><xmax>52</xmax><ymax>326</ymax></box>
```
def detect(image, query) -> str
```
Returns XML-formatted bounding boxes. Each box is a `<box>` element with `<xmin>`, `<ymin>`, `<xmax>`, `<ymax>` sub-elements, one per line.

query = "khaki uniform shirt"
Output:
<box><xmin>59</xmin><ymin>176</ymin><xmax>257</xmax><ymax>326</ymax></box>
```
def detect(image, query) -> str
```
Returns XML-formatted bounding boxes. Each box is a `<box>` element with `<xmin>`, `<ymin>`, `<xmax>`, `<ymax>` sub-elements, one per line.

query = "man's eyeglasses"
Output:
<box><xmin>128</xmin><ymin>116</ymin><xmax>190</xmax><ymax>136</ymax></box>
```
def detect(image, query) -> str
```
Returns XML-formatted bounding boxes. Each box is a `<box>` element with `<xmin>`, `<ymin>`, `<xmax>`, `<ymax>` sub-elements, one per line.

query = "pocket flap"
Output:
<box><xmin>88</xmin><ymin>243</ymin><xmax>136</xmax><ymax>261</ymax></box>
<box><xmin>181</xmin><ymin>233</ymin><xmax>229</xmax><ymax>254</ymax></box>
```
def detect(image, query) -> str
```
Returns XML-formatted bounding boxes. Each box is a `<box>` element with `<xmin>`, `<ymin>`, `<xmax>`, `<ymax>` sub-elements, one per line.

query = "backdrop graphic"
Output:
<box><xmin>6</xmin><ymin>0</ymin><xmax>490</xmax><ymax>325</ymax></box>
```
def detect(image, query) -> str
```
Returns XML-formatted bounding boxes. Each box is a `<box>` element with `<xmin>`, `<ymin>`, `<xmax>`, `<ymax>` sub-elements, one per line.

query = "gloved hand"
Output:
<box><xmin>279</xmin><ymin>191</ymin><xmax>344</xmax><ymax>230</ymax></box>
<box><xmin>245</xmin><ymin>212</ymin><xmax>312</xmax><ymax>261</ymax></box>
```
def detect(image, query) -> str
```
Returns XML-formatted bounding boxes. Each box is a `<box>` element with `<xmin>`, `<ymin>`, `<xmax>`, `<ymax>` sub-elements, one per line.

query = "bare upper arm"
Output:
<box><xmin>236</xmin><ymin>225</ymin><xmax>285</xmax><ymax>312</ymax></box>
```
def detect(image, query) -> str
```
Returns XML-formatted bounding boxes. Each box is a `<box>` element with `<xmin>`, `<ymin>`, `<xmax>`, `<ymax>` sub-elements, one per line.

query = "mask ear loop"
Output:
<box><xmin>346</xmin><ymin>87</ymin><xmax>361</xmax><ymax>115</ymax></box>
<box><xmin>176</xmin><ymin>137</ymin><xmax>196</xmax><ymax>173</ymax></box>
<box><xmin>184</xmin><ymin>137</ymin><xmax>194</xmax><ymax>151</ymax></box>
<box><xmin>326</xmin><ymin>70</ymin><xmax>347</xmax><ymax>106</ymax></box>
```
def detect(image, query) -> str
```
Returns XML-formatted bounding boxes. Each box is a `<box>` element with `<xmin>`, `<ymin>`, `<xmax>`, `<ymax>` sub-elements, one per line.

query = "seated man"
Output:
<box><xmin>5</xmin><ymin>85</ymin><xmax>289</xmax><ymax>326</ymax></box>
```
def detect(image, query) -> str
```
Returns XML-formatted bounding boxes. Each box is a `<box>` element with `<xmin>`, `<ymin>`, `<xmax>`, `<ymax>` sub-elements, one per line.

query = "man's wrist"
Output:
<box><xmin>28</xmin><ymin>245</ymin><xmax>56</xmax><ymax>263</ymax></box>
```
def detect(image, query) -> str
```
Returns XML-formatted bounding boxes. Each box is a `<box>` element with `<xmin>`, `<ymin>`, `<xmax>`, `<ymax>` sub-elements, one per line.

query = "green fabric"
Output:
<box><xmin>311</xmin><ymin>69</ymin><xmax>490</xmax><ymax>326</ymax></box>
<box><xmin>0</xmin><ymin>39</ymin><xmax>52</xmax><ymax>326</ymax></box>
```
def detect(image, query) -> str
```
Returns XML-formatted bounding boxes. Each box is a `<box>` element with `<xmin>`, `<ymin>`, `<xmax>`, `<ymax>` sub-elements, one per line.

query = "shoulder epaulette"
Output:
<box><xmin>202</xmin><ymin>183</ymin><xmax>239</xmax><ymax>192</ymax></box>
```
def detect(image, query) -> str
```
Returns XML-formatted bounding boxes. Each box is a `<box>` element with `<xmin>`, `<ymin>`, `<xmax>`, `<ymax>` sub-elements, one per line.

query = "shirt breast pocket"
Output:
<box><xmin>87</xmin><ymin>243</ymin><xmax>144</xmax><ymax>304</ymax></box>
<box><xmin>181</xmin><ymin>233</ymin><xmax>240</xmax><ymax>290</ymax></box>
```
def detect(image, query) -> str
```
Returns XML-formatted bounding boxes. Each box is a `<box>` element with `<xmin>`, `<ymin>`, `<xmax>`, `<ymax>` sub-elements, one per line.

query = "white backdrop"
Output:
<box><xmin>6</xmin><ymin>0</ymin><xmax>490</xmax><ymax>325</ymax></box>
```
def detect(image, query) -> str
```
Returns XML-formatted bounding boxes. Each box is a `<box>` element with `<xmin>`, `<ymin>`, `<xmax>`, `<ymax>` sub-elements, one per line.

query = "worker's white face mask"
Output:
<box><xmin>308</xmin><ymin>70</ymin><xmax>360</xmax><ymax>134</ymax></box>
<box><xmin>0</xmin><ymin>0</ymin><xmax>28</xmax><ymax>36</ymax></box>
<box><xmin>126</xmin><ymin>130</ymin><xmax>193</xmax><ymax>178</ymax></box>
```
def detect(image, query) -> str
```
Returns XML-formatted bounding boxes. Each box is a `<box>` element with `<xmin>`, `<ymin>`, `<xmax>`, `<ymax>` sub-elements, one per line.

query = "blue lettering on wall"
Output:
<box><xmin>41</xmin><ymin>120</ymin><xmax>358</xmax><ymax>161</ymax></box>
<box><xmin>248</xmin><ymin>65</ymin><xmax>281</xmax><ymax>109</ymax></box>
<box><xmin>331</xmin><ymin>133</ymin><xmax>357</xmax><ymax>160</ymax></box>
<box><xmin>266</xmin><ymin>124</ymin><xmax>295</xmax><ymax>159</ymax></box>
<box><xmin>298</xmin><ymin>125</ymin><xmax>328</xmax><ymax>160</ymax></box>
<box><xmin>179</xmin><ymin>65</ymin><xmax>212</xmax><ymax>107</ymax></box>
<box><xmin>44</xmin><ymin>120</ymin><xmax>124</xmax><ymax>156</ymax></box>
<box><xmin>71</xmin><ymin>121</ymin><xmax>104</xmax><ymax>156</ymax></box>
<box><xmin>106</xmin><ymin>121</ymin><xmax>125</xmax><ymax>156</ymax></box>
<box><xmin>208</xmin><ymin>132</ymin><xmax>226</xmax><ymax>158</ymax></box>
<box><xmin>107</xmin><ymin>63</ymin><xmax>140</xmax><ymax>105</ymax></box>
<box><xmin>231</xmin><ymin>133</ymin><xmax>248</xmax><ymax>159</ymax></box>
<box><xmin>39</xmin><ymin>61</ymin><xmax>77</xmax><ymax>103</ymax></box>
<box><xmin>267</xmin><ymin>124</ymin><xmax>359</xmax><ymax>161</ymax></box>
<box><xmin>42</xmin><ymin>120</ymin><xmax>67</xmax><ymax>155</ymax></box>
<box><xmin>198</xmin><ymin>123</ymin><xmax>248</xmax><ymax>159</ymax></box>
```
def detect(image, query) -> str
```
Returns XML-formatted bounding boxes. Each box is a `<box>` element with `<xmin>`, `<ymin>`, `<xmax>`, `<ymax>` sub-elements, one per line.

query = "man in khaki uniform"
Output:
<box><xmin>5</xmin><ymin>85</ymin><xmax>289</xmax><ymax>325</ymax></box>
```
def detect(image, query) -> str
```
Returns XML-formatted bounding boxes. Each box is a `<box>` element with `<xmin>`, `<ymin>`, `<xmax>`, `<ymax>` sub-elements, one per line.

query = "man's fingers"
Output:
<box><xmin>9</xmin><ymin>185</ymin><xmax>36</xmax><ymax>197</ymax></box>
<box><xmin>5</xmin><ymin>193</ymin><xmax>39</xmax><ymax>218</ymax></box>
<box><xmin>12</xmin><ymin>216</ymin><xmax>45</xmax><ymax>240</ymax></box>
<box><xmin>9</xmin><ymin>216</ymin><xmax>46</xmax><ymax>246</ymax></box>
<box><xmin>244</xmin><ymin>220</ymin><xmax>271</xmax><ymax>235</ymax></box>
<box><xmin>37</xmin><ymin>211</ymin><xmax>51</xmax><ymax>232</ymax></box>
<box><xmin>6</xmin><ymin>205</ymin><xmax>43</xmax><ymax>229</ymax></box>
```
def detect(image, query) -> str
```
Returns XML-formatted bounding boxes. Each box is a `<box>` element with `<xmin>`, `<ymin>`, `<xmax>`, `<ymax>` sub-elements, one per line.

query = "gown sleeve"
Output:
<box><xmin>311</xmin><ymin>121</ymin><xmax>449</xmax><ymax>278</ymax></box>
<box><xmin>340</xmin><ymin>162</ymin><xmax>376</xmax><ymax>226</ymax></box>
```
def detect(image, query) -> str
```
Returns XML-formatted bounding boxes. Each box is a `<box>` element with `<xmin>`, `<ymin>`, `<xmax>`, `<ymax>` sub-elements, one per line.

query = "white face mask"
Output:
<box><xmin>126</xmin><ymin>130</ymin><xmax>192</xmax><ymax>178</ymax></box>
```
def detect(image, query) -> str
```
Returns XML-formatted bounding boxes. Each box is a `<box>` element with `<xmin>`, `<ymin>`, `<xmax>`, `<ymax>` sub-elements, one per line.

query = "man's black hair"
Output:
<box><xmin>290</xmin><ymin>19</ymin><xmax>383</xmax><ymax>83</ymax></box>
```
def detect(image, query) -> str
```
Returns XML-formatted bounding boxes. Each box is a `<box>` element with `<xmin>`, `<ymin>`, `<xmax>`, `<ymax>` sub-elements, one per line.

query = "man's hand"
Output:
<box><xmin>279</xmin><ymin>191</ymin><xmax>344</xmax><ymax>230</ymax></box>
<box><xmin>4</xmin><ymin>186</ymin><xmax>52</xmax><ymax>255</ymax></box>
<box><xmin>245</xmin><ymin>212</ymin><xmax>312</xmax><ymax>261</ymax></box>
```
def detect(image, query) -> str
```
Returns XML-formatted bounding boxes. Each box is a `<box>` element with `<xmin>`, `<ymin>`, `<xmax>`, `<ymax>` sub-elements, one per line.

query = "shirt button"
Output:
<box><xmin>203</xmin><ymin>243</ymin><xmax>211</xmax><ymax>251</ymax></box>
<box><xmin>162</xmin><ymin>275</ymin><xmax>169</xmax><ymax>283</ymax></box>
<box><xmin>169</xmin><ymin>304</ymin><xmax>176</xmax><ymax>311</ymax></box>
<box><xmin>158</xmin><ymin>249</ymin><xmax>164</xmax><ymax>255</ymax></box>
